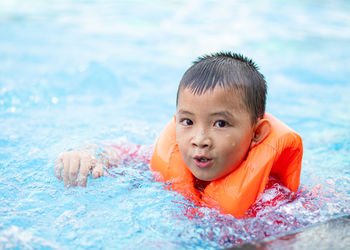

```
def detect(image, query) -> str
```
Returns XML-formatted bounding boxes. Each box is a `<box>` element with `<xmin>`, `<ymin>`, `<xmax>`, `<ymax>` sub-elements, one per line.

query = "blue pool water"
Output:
<box><xmin>1</xmin><ymin>0</ymin><xmax>350</xmax><ymax>249</ymax></box>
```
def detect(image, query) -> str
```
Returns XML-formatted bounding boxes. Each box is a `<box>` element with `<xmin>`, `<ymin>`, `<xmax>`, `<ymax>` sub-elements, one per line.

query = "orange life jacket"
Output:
<box><xmin>150</xmin><ymin>113</ymin><xmax>303</xmax><ymax>218</ymax></box>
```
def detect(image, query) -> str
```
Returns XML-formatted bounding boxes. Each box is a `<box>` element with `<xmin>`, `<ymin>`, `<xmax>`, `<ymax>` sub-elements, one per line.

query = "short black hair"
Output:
<box><xmin>176</xmin><ymin>52</ymin><xmax>267</xmax><ymax>124</ymax></box>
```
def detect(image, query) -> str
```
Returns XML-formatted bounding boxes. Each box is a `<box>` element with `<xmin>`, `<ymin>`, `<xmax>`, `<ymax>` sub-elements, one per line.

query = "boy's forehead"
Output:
<box><xmin>177</xmin><ymin>86</ymin><xmax>245</xmax><ymax>103</ymax></box>
<box><xmin>177</xmin><ymin>86</ymin><xmax>246</xmax><ymax>111</ymax></box>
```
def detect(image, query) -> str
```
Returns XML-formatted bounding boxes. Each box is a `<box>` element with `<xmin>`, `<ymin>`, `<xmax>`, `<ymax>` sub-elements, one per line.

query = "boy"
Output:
<box><xmin>55</xmin><ymin>52</ymin><xmax>302</xmax><ymax>217</ymax></box>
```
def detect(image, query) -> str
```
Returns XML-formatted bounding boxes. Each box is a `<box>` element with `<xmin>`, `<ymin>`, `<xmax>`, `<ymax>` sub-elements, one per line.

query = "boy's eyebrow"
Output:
<box><xmin>177</xmin><ymin>109</ymin><xmax>194</xmax><ymax>116</ymax></box>
<box><xmin>210</xmin><ymin>111</ymin><xmax>235</xmax><ymax>119</ymax></box>
<box><xmin>178</xmin><ymin>110</ymin><xmax>236</xmax><ymax>119</ymax></box>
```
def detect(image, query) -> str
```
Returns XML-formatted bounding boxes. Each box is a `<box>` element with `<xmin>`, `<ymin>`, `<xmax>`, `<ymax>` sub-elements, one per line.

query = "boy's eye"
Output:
<box><xmin>180</xmin><ymin>118</ymin><xmax>193</xmax><ymax>126</ymax></box>
<box><xmin>214</xmin><ymin>120</ymin><xmax>228</xmax><ymax>128</ymax></box>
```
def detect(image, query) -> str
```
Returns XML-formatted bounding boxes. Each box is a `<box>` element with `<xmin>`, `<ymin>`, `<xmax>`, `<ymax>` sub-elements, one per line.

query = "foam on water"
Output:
<box><xmin>0</xmin><ymin>0</ymin><xmax>349</xmax><ymax>249</ymax></box>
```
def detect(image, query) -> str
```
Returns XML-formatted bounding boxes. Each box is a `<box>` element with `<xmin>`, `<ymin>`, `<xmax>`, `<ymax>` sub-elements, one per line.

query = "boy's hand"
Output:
<box><xmin>54</xmin><ymin>149</ymin><xmax>106</xmax><ymax>187</ymax></box>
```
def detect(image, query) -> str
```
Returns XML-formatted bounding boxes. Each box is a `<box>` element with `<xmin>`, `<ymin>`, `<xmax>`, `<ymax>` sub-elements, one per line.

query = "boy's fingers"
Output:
<box><xmin>54</xmin><ymin>154</ymin><xmax>64</xmax><ymax>181</ymax></box>
<box><xmin>92</xmin><ymin>162</ymin><xmax>104</xmax><ymax>179</ymax></box>
<box><xmin>77</xmin><ymin>156</ymin><xmax>92</xmax><ymax>187</ymax></box>
<box><xmin>69</xmin><ymin>153</ymin><xmax>80</xmax><ymax>186</ymax></box>
<box><xmin>54</xmin><ymin>161</ymin><xmax>64</xmax><ymax>181</ymax></box>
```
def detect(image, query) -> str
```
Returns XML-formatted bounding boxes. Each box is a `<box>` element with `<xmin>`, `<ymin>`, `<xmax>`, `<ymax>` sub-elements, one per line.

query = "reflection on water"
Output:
<box><xmin>233</xmin><ymin>215</ymin><xmax>350</xmax><ymax>249</ymax></box>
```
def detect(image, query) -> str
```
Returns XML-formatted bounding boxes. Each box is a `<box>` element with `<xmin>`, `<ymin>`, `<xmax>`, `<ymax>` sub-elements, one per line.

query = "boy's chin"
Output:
<box><xmin>192</xmin><ymin>171</ymin><xmax>216</xmax><ymax>182</ymax></box>
<box><xmin>192</xmin><ymin>168</ymin><xmax>232</xmax><ymax>182</ymax></box>
<box><xmin>186</xmin><ymin>162</ymin><xmax>219</xmax><ymax>181</ymax></box>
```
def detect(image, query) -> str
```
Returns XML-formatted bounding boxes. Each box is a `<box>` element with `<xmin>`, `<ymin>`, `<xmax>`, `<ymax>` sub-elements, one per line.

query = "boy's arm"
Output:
<box><xmin>54</xmin><ymin>146</ymin><xmax>119</xmax><ymax>187</ymax></box>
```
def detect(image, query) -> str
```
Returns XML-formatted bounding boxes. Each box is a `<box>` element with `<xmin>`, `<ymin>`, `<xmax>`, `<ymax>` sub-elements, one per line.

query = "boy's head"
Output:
<box><xmin>175</xmin><ymin>52</ymin><xmax>271</xmax><ymax>181</ymax></box>
<box><xmin>176</xmin><ymin>52</ymin><xmax>267</xmax><ymax>124</ymax></box>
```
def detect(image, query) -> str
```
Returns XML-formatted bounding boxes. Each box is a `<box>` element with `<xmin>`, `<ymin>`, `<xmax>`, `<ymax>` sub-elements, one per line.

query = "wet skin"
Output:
<box><xmin>175</xmin><ymin>87</ymin><xmax>257</xmax><ymax>181</ymax></box>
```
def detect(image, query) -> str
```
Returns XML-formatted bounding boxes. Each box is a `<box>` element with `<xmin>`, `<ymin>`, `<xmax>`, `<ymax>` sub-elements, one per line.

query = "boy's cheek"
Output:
<box><xmin>175</xmin><ymin>129</ymin><xmax>185</xmax><ymax>145</ymax></box>
<box><xmin>177</xmin><ymin>139</ymin><xmax>185</xmax><ymax>153</ymax></box>
<box><xmin>176</xmin><ymin>137</ymin><xmax>188</xmax><ymax>156</ymax></box>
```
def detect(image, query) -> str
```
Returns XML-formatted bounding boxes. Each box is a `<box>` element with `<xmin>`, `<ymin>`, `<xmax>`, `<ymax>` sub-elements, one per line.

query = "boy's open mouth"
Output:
<box><xmin>197</xmin><ymin>158</ymin><xmax>210</xmax><ymax>162</ymax></box>
<box><xmin>194</xmin><ymin>156</ymin><xmax>212</xmax><ymax>168</ymax></box>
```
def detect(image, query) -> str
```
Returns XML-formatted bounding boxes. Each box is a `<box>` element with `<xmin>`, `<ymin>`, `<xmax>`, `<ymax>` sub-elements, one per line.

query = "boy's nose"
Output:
<box><xmin>191</xmin><ymin>129</ymin><xmax>211</xmax><ymax>148</ymax></box>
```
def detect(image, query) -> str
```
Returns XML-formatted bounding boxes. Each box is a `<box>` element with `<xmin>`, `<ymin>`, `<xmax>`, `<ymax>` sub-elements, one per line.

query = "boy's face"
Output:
<box><xmin>176</xmin><ymin>86</ymin><xmax>255</xmax><ymax>181</ymax></box>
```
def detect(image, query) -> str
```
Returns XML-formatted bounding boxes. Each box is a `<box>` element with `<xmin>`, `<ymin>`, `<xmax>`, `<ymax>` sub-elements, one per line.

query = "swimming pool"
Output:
<box><xmin>1</xmin><ymin>0</ymin><xmax>349</xmax><ymax>249</ymax></box>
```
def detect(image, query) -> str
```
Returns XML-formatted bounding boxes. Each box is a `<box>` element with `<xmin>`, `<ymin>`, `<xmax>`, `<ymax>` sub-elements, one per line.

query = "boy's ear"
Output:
<box><xmin>250</xmin><ymin>119</ymin><xmax>271</xmax><ymax>149</ymax></box>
